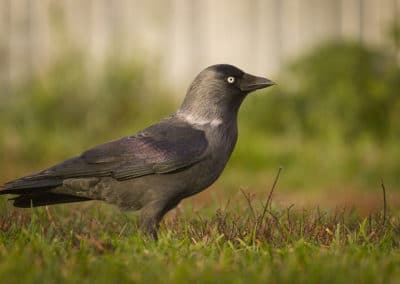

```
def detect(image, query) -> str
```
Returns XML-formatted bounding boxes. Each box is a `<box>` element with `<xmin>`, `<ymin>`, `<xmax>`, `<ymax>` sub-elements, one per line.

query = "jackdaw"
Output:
<box><xmin>0</xmin><ymin>64</ymin><xmax>275</xmax><ymax>238</ymax></box>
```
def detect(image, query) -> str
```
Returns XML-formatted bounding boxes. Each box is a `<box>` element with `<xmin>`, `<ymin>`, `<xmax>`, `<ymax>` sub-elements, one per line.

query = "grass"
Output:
<box><xmin>0</xmin><ymin>177</ymin><xmax>399</xmax><ymax>284</ymax></box>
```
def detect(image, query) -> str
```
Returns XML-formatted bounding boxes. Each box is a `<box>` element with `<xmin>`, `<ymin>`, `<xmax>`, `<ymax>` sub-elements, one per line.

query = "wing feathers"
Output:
<box><xmin>2</xmin><ymin>118</ymin><xmax>208</xmax><ymax>193</ymax></box>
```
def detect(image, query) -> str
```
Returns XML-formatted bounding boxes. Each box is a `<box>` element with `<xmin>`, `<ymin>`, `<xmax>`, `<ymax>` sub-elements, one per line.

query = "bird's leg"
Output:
<box><xmin>140</xmin><ymin>210</ymin><xmax>161</xmax><ymax>240</ymax></box>
<box><xmin>140</xmin><ymin>199</ymin><xmax>180</xmax><ymax>240</ymax></box>
<box><xmin>140</xmin><ymin>201</ymin><xmax>167</xmax><ymax>240</ymax></box>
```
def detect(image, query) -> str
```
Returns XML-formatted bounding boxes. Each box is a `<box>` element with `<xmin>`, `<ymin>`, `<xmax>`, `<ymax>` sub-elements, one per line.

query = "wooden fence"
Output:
<box><xmin>0</xmin><ymin>0</ymin><xmax>399</xmax><ymax>91</ymax></box>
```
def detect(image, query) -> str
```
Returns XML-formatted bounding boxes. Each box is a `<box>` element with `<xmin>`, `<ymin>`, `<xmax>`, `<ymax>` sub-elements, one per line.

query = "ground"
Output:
<box><xmin>0</xmin><ymin>182</ymin><xmax>399</xmax><ymax>284</ymax></box>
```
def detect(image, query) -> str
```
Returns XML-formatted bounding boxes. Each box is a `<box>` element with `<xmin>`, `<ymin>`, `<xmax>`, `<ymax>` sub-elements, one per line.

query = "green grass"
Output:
<box><xmin>0</xmin><ymin>193</ymin><xmax>399</xmax><ymax>284</ymax></box>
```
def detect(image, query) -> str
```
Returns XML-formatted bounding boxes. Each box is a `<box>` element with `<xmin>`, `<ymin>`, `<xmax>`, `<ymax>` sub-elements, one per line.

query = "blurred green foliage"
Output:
<box><xmin>1</xmin><ymin>28</ymin><xmax>400</xmax><ymax>192</ymax></box>
<box><xmin>242</xmin><ymin>42</ymin><xmax>400</xmax><ymax>141</ymax></box>
<box><xmin>230</xmin><ymin>31</ymin><xmax>400</xmax><ymax>191</ymax></box>
<box><xmin>0</xmin><ymin>52</ymin><xmax>174</xmax><ymax>177</ymax></box>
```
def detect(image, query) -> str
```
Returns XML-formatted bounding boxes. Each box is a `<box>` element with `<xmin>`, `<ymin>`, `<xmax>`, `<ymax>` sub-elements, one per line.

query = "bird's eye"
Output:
<box><xmin>227</xmin><ymin>76</ymin><xmax>235</xmax><ymax>84</ymax></box>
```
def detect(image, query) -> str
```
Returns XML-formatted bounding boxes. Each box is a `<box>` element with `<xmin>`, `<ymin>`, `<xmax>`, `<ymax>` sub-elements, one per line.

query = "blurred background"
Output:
<box><xmin>0</xmin><ymin>0</ymin><xmax>400</xmax><ymax>211</ymax></box>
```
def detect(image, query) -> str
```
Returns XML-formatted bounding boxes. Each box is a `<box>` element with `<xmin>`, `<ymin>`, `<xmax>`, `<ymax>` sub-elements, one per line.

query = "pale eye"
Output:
<box><xmin>227</xmin><ymin>76</ymin><xmax>235</xmax><ymax>84</ymax></box>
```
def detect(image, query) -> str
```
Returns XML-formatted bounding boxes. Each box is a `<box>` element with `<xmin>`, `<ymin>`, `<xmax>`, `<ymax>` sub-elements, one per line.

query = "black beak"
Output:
<box><xmin>240</xmin><ymin>73</ymin><xmax>275</xmax><ymax>92</ymax></box>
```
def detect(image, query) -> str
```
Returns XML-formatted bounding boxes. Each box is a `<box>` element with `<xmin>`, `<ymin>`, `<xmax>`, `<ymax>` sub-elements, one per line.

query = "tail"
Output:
<box><xmin>1</xmin><ymin>173</ymin><xmax>63</xmax><ymax>193</ymax></box>
<box><xmin>10</xmin><ymin>193</ymin><xmax>91</xmax><ymax>208</ymax></box>
<box><xmin>1</xmin><ymin>174</ymin><xmax>91</xmax><ymax>208</ymax></box>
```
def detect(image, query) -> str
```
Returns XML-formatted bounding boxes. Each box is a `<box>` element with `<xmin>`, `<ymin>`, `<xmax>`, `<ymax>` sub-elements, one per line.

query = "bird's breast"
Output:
<box><xmin>196</xmin><ymin>122</ymin><xmax>239</xmax><ymax>180</ymax></box>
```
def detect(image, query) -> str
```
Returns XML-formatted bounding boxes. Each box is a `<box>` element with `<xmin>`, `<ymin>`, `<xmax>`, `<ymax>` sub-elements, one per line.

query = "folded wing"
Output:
<box><xmin>2</xmin><ymin>119</ymin><xmax>208</xmax><ymax>192</ymax></box>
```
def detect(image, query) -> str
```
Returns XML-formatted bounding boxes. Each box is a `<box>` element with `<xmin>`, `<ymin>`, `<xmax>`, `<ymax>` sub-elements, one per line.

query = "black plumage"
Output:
<box><xmin>1</xmin><ymin>64</ymin><xmax>274</xmax><ymax>238</ymax></box>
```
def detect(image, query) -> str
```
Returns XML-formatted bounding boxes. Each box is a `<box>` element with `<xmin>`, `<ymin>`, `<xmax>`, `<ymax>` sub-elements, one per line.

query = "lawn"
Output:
<box><xmin>0</xmin><ymin>182</ymin><xmax>399</xmax><ymax>284</ymax></box>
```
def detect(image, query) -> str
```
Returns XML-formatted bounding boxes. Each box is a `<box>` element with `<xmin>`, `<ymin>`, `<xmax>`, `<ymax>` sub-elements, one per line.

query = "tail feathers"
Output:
<box><xmin>11</xmin><ymin>193</ymin><xmax>91</xmax><ymax>208</ymax></box>
<box><xmin>0</xmin><ymin>187</ymin><xmax>54</xmax><ymax>195</ymax></box>
<box><xmin>1</xmin><ymin>175</ymin><xmax>63</xmax><ymax>194</ymax></box>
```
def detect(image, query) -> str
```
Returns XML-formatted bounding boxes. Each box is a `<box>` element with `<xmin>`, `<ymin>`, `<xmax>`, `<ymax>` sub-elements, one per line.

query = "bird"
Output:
<box><xmin>0</xmin><ymin>64</ymin><xmax>275</xmax><ymax>239</ymax></box>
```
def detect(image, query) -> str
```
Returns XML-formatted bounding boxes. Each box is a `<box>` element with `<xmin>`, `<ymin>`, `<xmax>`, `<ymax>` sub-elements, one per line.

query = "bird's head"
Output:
<box><xmin>178</xmin><ymin>64</ymin><xmax>275</xmax><ymax>123</ymax></box>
